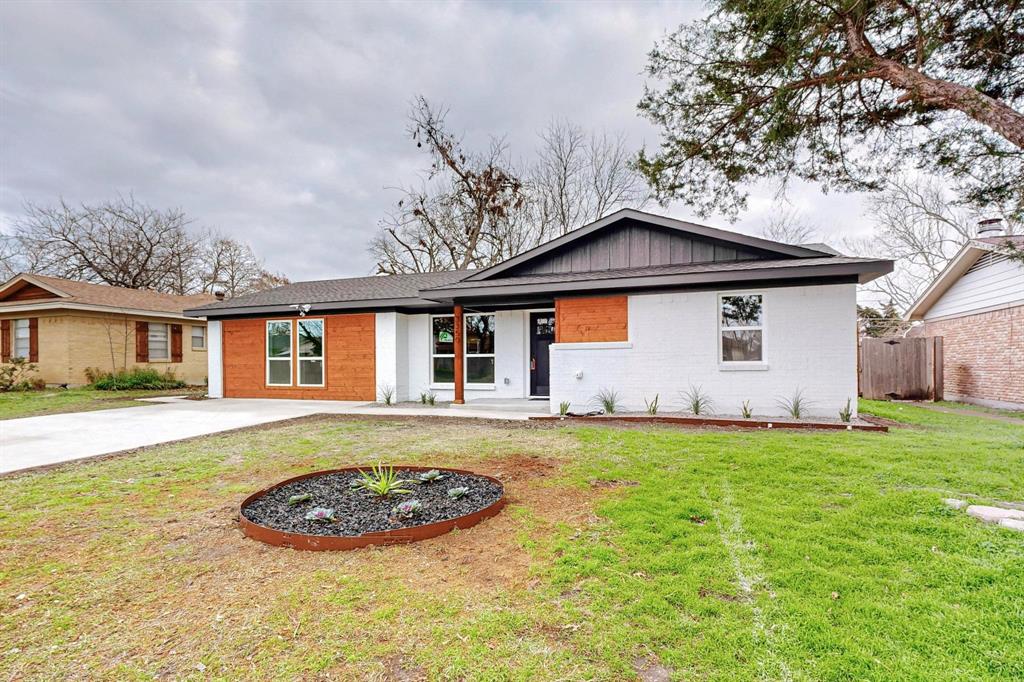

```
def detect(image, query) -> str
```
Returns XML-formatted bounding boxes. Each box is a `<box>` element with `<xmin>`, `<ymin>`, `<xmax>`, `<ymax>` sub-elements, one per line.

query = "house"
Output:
<box><xmin>0</xmin><ymin>273</ymin><xmax>216</xmax><ymax>386</ymax></box>
<box><xmin>185</xmin><ymin>210</ymin><xmax>893</xmax><ymax>417</ymax></box>
<box><xmin>907</xmin><ymin>220</ymin><xmax>1024</xmax><ymax>410</ymax></box>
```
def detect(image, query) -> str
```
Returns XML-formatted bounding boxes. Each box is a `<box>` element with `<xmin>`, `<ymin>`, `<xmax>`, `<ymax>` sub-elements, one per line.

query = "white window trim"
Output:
<box><xmin>266</xmin><ymin>320</ymin><xmax>293</xmax><ymax>386</ymax></box>
<box><xmin>191</xmin><ymin>325</ymin><xmax>207</xmax><ymax>352</ymax></box>
<box><xmin>12</xmin><ymin>319</ymin><xmax>30</xmax><ymax>360</ymax></box>
<box><xmin>429</xmin><ymin>313</ymin><xmax>497</xmax><ymax>388</ymax></box>
<box><xmin>464</xmin><ymin>313</ymin><xmax>496</xmax><ymax>388</ymax></box>
<box><xmin>296</xmin><ymin>318</ymin><xmax>325</xmax><ymax>388</ymax></box>
<box><xmin>148</xmin><ymin>322</ymin><xmax>171</xmax><ymax>362</ymax></box>
<box><xmin>717</xmin><ymin>292</ymin><xmax>767</xmax><ymax>368</ymax></box>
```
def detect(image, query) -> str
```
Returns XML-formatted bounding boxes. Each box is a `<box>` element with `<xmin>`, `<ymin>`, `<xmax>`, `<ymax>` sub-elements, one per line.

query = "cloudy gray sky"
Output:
<box><xmin>1</xmin><ymin>0</ymin><xmax>873</xmax><ymax>282</ymax></box>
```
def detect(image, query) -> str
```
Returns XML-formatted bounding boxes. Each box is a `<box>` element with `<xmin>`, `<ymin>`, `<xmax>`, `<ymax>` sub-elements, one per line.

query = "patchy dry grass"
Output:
<box><xmin>0</xmin><ymin>387</ymin><xmax>196</xmax><ymax>420</ymax></box>
<box><xmin>1</xmin><ymin>404</ymin><xmax>1023</xmax><ymax>680</ymax></box>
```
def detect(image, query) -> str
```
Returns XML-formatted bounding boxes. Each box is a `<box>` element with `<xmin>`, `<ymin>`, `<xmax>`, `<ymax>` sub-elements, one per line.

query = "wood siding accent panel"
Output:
<box><xmin>222</xmin><ymin>313</ymin><xmax>376</xmax><ymax>400</ymax></box>
<box><xmin>1</xmin><ymin>319</ymin><xmax>9</xmax><ymax>362</ymax></box>
<box><xmin>555</xmin><ymin>296</ymin><xmax>628</xmax><ymax>343</ymax></box>
<box><xmin>28</xmin><ymin>318</ymin><xmax>38</xmax><ymax>362</ymax></box>
<box><xmin>170</xmin><ymin>324</ymin><xmax>183</xmax><ymax>363</ymax></box>
<box><xmin>135</xmin><ymin>321</ymin><xmax>149</xmax><ymax>362</ymax></box>
<box><xmin>0</xmin><ymin>282</ymin><xmax>58</xmax><ymax>302</ymax></box>
<box><xmin>509</xmin><ymin>221</ymin><xmax>770</xmax><ymax>276</ymax></box>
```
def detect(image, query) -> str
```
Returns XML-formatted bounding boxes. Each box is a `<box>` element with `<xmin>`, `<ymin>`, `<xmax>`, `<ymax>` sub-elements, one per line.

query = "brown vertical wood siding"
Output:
<box><xmin>222</xmin><ymin>313</ymin><xmax>376</xmax><ymax>400</ymax></box>
<box><xmin>555</xmin><ymin>295</ymin><xmax>628</xmax><ymax>343</ymax></box>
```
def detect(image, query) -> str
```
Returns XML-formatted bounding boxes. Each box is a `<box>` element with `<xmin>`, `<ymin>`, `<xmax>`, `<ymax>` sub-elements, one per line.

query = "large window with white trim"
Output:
<box><xmin>148</xmin><ymin>323</ymin><xmax>170</xmax><ymax>361</ymax></box>
<box><xmin>464</xmin><ymin>314</ymin><xmax>495</xmax><ymax>384</ymax></box>
<box><xmin>431</xmin><ymin>315</ymin><xmax>455</xmax><ymax>384</ymax></box>
<box><xmin>720</xmin><ymin>294</ymin><xmax>763</xmax><ymax>362</ymax></box>
<box><xmin>297</xmin><ymin>319</ymin><xmax>324</xmax><ymax>386</ymax></box>
<box><xmin>267</xmin><ymin>321</ymin><xmax>292</xmax><ymax>385</ymax></box>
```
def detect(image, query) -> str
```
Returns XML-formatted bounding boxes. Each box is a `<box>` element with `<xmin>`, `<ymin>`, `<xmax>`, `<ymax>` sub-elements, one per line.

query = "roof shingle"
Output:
<box><xmin>0</xmin><ymin>273</ymin><xmax>218</xmax><ymax>314</ymax></box>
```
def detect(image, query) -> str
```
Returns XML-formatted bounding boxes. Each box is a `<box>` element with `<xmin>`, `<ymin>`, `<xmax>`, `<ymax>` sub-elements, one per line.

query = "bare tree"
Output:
<box><xmin>199</xmin><ymin>235</ymin><xmax>287</xmax><ymax>297</ymax></box>
<box><xmin>759</xmin><ymin>205</ymin><xmax>817</xmax><ymax>245</ymax></box>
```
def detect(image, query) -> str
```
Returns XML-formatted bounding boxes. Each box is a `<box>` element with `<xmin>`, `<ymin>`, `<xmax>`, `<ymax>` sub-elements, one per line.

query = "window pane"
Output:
<box><xmin>432</xmin><ymin>317</ymin><xmax>454</xmax><ymax>355</ymax></box>
<box><xmin>299</xmin><ymin>359</ymin><xmax>323</xmax><ymax>385</ymax></box>
<box><xmin>722</xmin><ymin>330</ymin><xmax>762</xmax><ymax>362</ymax></box>
<box><xmin>465</xmin><ymin>314</ymin><xmax>495</xmax><ymax>355</ymax></box>
<box><xmin>148</xmin><ymin>324</ymin><xmax>169</xmax><ymax>360</ymax></box>
<box><xmin>466</xmin><ymin>356</ymin><xmax>495</xmax><ymax>384</ymax></box>
<box><xmin>721</xmin><ymin>295</ymin><xmax>763</xmax><ymax>327</ymax></box>
<box><xmin>13</xmin><ymin>319</ymin><xmax>29</xmax><ymax>358</ymax></box>
<box><xmin>297</xmin><ymin>320</ymin><xmax>323</xmax><ymax>358</ymax></box>
<box><xmin>268</xmin><ymin>321</ymin><xmax>291</xmax><ymax>358</ymax></box>
<box><xmin>268</xmin><ymin>359</ymin><xmax>291</xmax><ymax>384</ymax></box>
<box><xmin>191</xmin><ymin>326</ymin><xmax>205</xmax><ymax>350</ymax></box>
<box><xmin>432</xmin><ymin>357</ymin><xmax>454</xmax><ymax>383</ymax></box>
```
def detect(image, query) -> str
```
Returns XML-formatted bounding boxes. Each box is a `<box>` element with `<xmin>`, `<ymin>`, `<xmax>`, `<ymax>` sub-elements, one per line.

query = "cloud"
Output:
<box><xmin>1</xmin><ymin>0</ymin><xmax>874</xmax><ymax>281</ymax></box>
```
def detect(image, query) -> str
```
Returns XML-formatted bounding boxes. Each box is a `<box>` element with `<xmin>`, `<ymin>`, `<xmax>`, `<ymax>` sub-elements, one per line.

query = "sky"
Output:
<box><xmin>0</xmin><ymin>0</ymin><xmax>875</xmax><ymax>282</ymax></box>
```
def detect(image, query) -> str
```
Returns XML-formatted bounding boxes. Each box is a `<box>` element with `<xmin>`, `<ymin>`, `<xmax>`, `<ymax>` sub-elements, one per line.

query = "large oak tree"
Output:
<box><xmin>637</xmin><ymin>1</ymin><xmax>1024</xmax><ymax>219</ymax></box>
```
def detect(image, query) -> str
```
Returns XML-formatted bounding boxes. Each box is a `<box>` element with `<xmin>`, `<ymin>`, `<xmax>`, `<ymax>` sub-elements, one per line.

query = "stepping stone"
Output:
<box><xmin>966</xmin><ymin>505</ymin><xmax>1024</xmax><ymax>524</ymax></box>
<box><xmin>999</xmin><ymin>518</ymin><xmax>1024</xmax><ymax>532</ymax></box>
<box><xmin>943</xmin><ymin>498</ymin><xmax>967</xmax><ymax>510</ymax></box>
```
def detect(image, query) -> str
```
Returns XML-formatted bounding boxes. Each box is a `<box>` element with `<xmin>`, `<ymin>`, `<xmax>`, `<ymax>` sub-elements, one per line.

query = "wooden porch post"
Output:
<box><xmin>453</xmin><ymin>304</ymin><xmax>464</xmax><ymax>404</ymax></box>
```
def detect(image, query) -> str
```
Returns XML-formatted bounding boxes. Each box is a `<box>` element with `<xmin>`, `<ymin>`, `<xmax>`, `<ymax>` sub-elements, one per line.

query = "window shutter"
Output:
<box><xmin>170</xmin><ymin>324</ymin><xmax>183</xmax><ymax>363</ymax></box>
<box><xmin>28</xmin><ymin>318</ymin><xmax>38</xmax><ymax>363</ymax></box>
<box><xmin>135</xmin><ymin>321</ymin><xmax>149</xmax><ymax>362</ymax></box>
<box><xmin>1</xmin><ymin>320</ymin><xmax>9</xmax><ymax>362</ymax></box>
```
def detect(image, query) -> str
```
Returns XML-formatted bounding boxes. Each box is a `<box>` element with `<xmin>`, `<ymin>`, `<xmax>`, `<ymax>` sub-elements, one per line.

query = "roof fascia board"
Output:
<box><xmin>0</xmin><ymin>301</ymin><xmax>204</xmax><ymax>321</ymax></box>
<box><xmin>424</xmin><ymin>260</ymin><xmax>893</xmax><ymax>300</ymax></box>
<box><xmin>905</xmin><ymin>243</ymin><xmax>984</xmax><ymax>320</ymax></box>
<box><xmin>464</xmin><ymin>209</ymin><xmax>830</xmax><ymax>282</ymax></box>
<box><xmin>185</xmin><ymin>296</ymin><xmax>441</xmax><ymax>318</ymax></box>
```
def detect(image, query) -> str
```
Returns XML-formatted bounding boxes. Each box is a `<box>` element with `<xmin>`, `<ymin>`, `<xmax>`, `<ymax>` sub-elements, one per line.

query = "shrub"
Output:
<box><xmin>426</xmin><ymin>392</ymin><xmax>437</xmax><ymax>406</ymax></box>
<box><xmin>592</xmin><ymin>387</ymin><xmax>621</xmax><ymax>414</ymax></box>
<box><xmin>378</xmin><ymin>384</ymin><xmax>395</xmax><ymax>405</ymax></box>
<box><xmin>644</xmin><ymin>394</ymin><xmax>660</xmax><ymax>415</ymax></box>
<box><xmin>417</xmin><ymin>469</ymin><xmax>445</xmax><ymax>483</ymax></box>
<box><xmin>776</xmin><ymin>388</ymin><xmax>812</xmax><ymax>419</ymax></box>
<box><xmin>0</xmin><ymin>358</ymin><xmax>41</xmax><ymax>392</ymax></box>
<box><xmin>839</xmin><ymin>398</ymin><xmax>853</xmax><ymax>423</ymax></box>
<box><xmin>447</xmin><ymin>486</ymin><xmax>469</xmax><ymax>500</ymax></box>
<box><xmin>558</xmin><ymin>400</ymin><xmax>571</xmax><ymax>416</ymax></box>
<box><xmin>393</xmin><ymin>499</ymin><xmax>422</xmax><ymax>519</ymax></box>
<box><xmin>91</xmin><ymin>368</ymin><xmax>185</xmax><ymax>391</ymax></box>
<box><xmin>304</xmin><ymin>507</ymin><xmax>335</xmax><ymax>522</ymax></box>
<box><xmin>680</xmin><ymin>384</ymin><xmax>714</xmax><ymax>415</ymax></box>
<box><xmin>83</xmin><ymin>367</ymin><xmax>103</xmax><ymax>384</ymax></box>
<box><xmin>419</xmin><ymin>391</ymin><xmax>429</xmax><ymax>405</ymax></box>
<box><xmin>740</xmin><ymin>400</ymin><xmax>753</xmax><ymax>419</ymax></box>
<box><xmin>355</xmin><ymin>462</ymin><xmax>414</xmax><ymax>497</ymax></box>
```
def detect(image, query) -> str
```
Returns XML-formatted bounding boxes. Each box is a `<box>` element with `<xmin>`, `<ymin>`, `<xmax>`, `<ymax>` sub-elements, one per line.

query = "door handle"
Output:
<box><xmin>530</xmin><ymin>357</ymin><xmax>536</xmax><ymax>371</ymax></box>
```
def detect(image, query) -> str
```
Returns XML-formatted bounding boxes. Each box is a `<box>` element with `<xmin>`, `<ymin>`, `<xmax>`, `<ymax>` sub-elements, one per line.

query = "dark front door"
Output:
<box><xmin>530</xmin><ymin>312</ymin><xmax>555</xmax><ymax>397</ymax></box>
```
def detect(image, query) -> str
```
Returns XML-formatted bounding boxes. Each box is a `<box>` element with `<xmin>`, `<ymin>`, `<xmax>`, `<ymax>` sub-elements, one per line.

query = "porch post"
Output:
<box><xmin>453</xmin><ymin>304</ymin><xmax>464</xmax><ymax>404</ymax></box>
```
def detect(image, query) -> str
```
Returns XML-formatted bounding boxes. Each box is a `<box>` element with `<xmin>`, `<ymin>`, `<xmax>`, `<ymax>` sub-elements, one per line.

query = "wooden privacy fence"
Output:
<box><xmin>859</xmin><ymin>336</ymin><xmax>944</xmax><ymax>401</ymax></box>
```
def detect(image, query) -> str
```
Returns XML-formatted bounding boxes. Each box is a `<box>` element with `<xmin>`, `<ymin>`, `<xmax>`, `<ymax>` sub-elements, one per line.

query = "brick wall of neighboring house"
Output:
<box><xmin>221</xmin><ymin>313</ymin><xmax>376</xmax><ymax>400</ymax></box>
<box><xmin>923</xmin><ymin>305</ymin><xmax>1024</xmax><ymax>407</ymax></box>
<box><xmin>555</xmin><ymin>295</ymin><xmax>628</xmax><ymax>343</ymax></box>
<box><xmin>0</xmin><ymin>311</ymin><xmax>69</xmax><ymax>385</ymax></box>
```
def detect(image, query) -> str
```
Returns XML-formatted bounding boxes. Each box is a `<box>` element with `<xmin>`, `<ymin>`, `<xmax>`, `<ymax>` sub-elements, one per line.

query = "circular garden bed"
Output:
<box><xmin>239</xmin><ymin>466</ymin><xmax>505</xmax><ymax>550</ymax></box>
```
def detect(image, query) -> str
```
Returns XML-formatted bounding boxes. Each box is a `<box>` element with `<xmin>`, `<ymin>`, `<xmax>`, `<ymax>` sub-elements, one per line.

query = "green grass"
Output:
<box><xmin>933</xmin><ymin>400</ymin><xmax>1024</xmax><ymax>420</ymax></box>
<box><xmin>1</xmin><ymin>402</ymin><xmax>1022</xmax><ymax>680</ymax></box>
<box><xmin>0</xmin><ymin>386</ymin><xmax>195</xmax><ymax>420</ymax></box>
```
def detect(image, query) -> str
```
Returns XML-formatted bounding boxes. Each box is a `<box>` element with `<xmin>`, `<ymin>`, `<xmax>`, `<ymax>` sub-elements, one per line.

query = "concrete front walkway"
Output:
<box><xmin>0</xmin><ymin>397</ymin><xmax>547</xmax><ymax>475</ymax></box>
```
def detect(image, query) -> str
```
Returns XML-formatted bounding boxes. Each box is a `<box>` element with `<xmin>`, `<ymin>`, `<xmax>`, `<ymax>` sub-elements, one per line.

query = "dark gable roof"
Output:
<box><xmin>186</xmin><ymin>270</ymin><xmax>468</xmax><ymax>315</ymax></box>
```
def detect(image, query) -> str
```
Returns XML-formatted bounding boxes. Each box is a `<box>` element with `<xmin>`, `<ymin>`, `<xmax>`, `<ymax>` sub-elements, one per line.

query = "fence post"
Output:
<box><xmin>933</xmin><ymin>337</ymin><xmax>944</xmax><ymax>401</ymax></box>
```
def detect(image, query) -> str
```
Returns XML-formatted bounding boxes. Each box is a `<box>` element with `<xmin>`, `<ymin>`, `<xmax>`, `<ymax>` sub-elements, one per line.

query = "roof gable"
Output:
<box><xmin>907</xmin><ymin>238</ymin><xmax>1024</xmax><ymax>320</ymax></box>
<box><xmin>467</xmin><ymin>209</ymin><xmax>833</xmax><ymax>281</ymax></box>
<box><xmin>0</xmin><ymin>274</ymin><xmax>69</xmax><ymax>302</ymax></box>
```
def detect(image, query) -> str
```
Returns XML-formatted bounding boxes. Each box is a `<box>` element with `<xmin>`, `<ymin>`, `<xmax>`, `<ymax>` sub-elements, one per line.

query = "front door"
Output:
<box><xmin>529</xmin><ymin>312</ymin><xmax>555</xmax><ymax>397</ymax></box>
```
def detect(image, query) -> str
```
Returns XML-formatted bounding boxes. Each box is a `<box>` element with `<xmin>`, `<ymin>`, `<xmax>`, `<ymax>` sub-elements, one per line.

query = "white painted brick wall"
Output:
<box><xmin>549</xmin><ymin>284</ymin><xmax>858</xmax><ymax>418</ymax></box>
<box><xmin>206</xmin><ymin>320</ymin><xmax>223</xmax><ymax>399</ymax></box>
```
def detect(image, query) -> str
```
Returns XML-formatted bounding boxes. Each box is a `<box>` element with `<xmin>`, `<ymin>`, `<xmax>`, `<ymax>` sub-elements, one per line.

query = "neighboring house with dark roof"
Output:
<box><xmin>186</xmin><ymin>209</ymin><xmax>893</xmax><ymax>417</ymax></box>
<box><xmin>907</xmin><ymin>221</ymin><xmax>1024</xmax><ymax>410</ymax></box>
<box><xmin>0</xmin><ymin>273</ymin><xmax>217</xmax><ymax>386</ymax></box>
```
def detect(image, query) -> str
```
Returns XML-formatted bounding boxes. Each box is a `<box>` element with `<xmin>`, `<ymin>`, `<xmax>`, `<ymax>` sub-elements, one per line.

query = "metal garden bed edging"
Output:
<box><xmin>530</xmin><ymin>415</ymin><xmax>888</xmax><ymax>432</ymax></box>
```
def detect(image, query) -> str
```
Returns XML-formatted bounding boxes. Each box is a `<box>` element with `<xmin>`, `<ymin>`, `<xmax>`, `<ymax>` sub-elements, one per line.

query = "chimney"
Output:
<box><xmin>977</xmin><ymin>217</ymin><xmax>1005</xmax><ymax>238</ymax></box>
<box><xmin>214</xmin><ymin>290</ymin><xmax>225</xmax><ymax>301</ymax></box>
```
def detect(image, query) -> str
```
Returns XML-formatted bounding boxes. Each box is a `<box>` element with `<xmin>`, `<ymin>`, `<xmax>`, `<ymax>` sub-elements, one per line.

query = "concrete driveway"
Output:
<box><xmin>0</xmin><ymin>397</ymin><xmax>544</xmax><ymax>475</ymax></box>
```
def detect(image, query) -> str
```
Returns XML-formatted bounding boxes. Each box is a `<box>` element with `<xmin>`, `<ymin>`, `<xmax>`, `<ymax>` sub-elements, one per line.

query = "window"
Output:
<box><xmin>430</xmin><ymin>313</ymin><xmax>496</xmax><ymax>385</ymax></box>
<box><xmin>431</xmin><ymin>315</ymin><xmax>455</xmax><ymax>384</ymax></box>
<box><xmin>12</xmin><ymin>319</ymin><xmax>30</xmax><ymax>359</ymax></box>
<box><xmin>148</xmin><ymin>323</ymin><xmax>170</xmax><ymax>361</ymax></box>
<box><xmin>720</xmin><ymin>294</ymin><xmax>763</xmax><ymax>362</ymax></box>
<box><xmin>464</xmin><ymin>314</ymin><xmax>495</xmax><ymax>384</ymax></box>
<box><xmin>267</xmin><ymin>321</ymin><xmax>292</xmax><ymax>385</ymax></box>
<box><xmin>191</xmin><ymin>325</ymin><xmax>206</xmax><ymax>350</ymax></box>
<box><xmin>297</xmin><ymin>319</ymin><xmax>324</xmax><ymax>386</ymax></box>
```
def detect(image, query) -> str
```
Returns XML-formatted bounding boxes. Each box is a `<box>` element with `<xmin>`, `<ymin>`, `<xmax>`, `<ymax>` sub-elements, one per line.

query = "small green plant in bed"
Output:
<box><xmin>592</xmin><ymin>387</ymin><xmax>621</xmax><ymax>414</ymax></box>
<box><xmin>559</xmin><ymin>400</ymin><xmax>571</xmax><ymax>416</ymax></box>
<box><xmin>644</xmin><ymin>394</ymin><xmax>660</xmax><ymax>415</ymax></box>
<box><xmin>355</xmin><ymin>462</ymin><xmax>415</xmax><ymax>497</ymax></box>
<box><xmin>90</xmin><ymin>368</ymin><xmax>185</xmax><ymax>391</ymax></box>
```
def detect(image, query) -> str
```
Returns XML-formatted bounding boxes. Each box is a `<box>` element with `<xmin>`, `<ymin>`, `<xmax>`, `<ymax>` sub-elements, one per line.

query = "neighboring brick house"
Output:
<box><xmin>0</xmin><ymin>273</ymin><xmax>216</xmax><ymax>386</ymax></box>
<box><xmin>186</xmin><ymin>209</ymin><xmax>893</xmax><ymax>418</ymax></box>
<box><xmin>907</xmin><ymin>225</ymin><xmax>1024</xmax><ymax>410</ymax></box>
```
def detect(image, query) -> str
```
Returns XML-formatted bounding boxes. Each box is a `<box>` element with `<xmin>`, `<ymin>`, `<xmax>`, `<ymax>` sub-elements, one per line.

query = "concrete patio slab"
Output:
<box><xmin>0</xmin><ymin>397</ymin><xmax>546</xmax><ymax>475</ymax></box>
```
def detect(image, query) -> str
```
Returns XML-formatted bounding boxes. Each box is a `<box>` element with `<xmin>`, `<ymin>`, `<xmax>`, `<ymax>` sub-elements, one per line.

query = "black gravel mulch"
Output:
<box><xmin>241</xmin><ymin>469</ymin><xmax>503</xmax><ymax>536</ymax></box>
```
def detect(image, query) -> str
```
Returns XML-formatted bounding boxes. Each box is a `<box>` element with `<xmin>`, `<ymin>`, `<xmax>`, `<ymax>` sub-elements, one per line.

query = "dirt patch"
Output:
<box><xmin>698</xmin><ymin>586</ymin><xmax>743</xmax><ymax>602</ymax></box>
<box><xmin>589</xmin><ymin>479</ymin><xmax>640</xmax><ymax>489</ymax></box>
<box><xmin>634</xmin><ymin>654</ymin><xmax>672</xmax><ymax>682</ymax></box>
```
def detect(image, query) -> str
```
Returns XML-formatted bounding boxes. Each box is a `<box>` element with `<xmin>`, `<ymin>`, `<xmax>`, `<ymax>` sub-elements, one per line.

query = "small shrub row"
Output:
<box><xmin>88</xmin><ymin>367</ymin><xmax>186</xmax><ymax>391</ymax></box>
<box><xmin>0</xmin><ymin>358</ymin><xmax>45</xmax><ymax>392</ymax></box>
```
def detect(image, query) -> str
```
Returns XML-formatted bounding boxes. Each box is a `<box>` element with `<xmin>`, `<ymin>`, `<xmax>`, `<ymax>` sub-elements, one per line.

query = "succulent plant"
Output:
<box><xmin>355</xmin><ymin>462</ymin><xmax>414</xmax><ymax>497</ymax></box>
<box><xmin>287</xmin><ymin>492</ymin><xmax>312</xmax><ymax>506</ymax></box>
<box><xmin>447</xmin><ymin>486</ymin><xmax>469</xmax><ymax>500</ymax></box>
<box><xmin>418</xmin><ymin>469</ymin><xmax>445</xmax><ymax>483</ymax></box>
<box><xmin>304</xmin><ymin>507</ymin><xmax>335</xmax><ymax>522</ymax></box>
<box><xmin>393</xmin><ymin>499</ymin><xmax>423</xmax><ymax>519</ymax></box>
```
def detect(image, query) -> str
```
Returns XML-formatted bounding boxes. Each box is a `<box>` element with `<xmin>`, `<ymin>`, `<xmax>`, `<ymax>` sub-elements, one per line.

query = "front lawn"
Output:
<box><xmin>1</xmin><ymin>403</ymin><xmax>1022</xmax><ymax>680</ymax></box>
<box><xmin>0</xmin><ymin>387</ymin><xmax>195</xmax><ymax>420</ymax></box>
